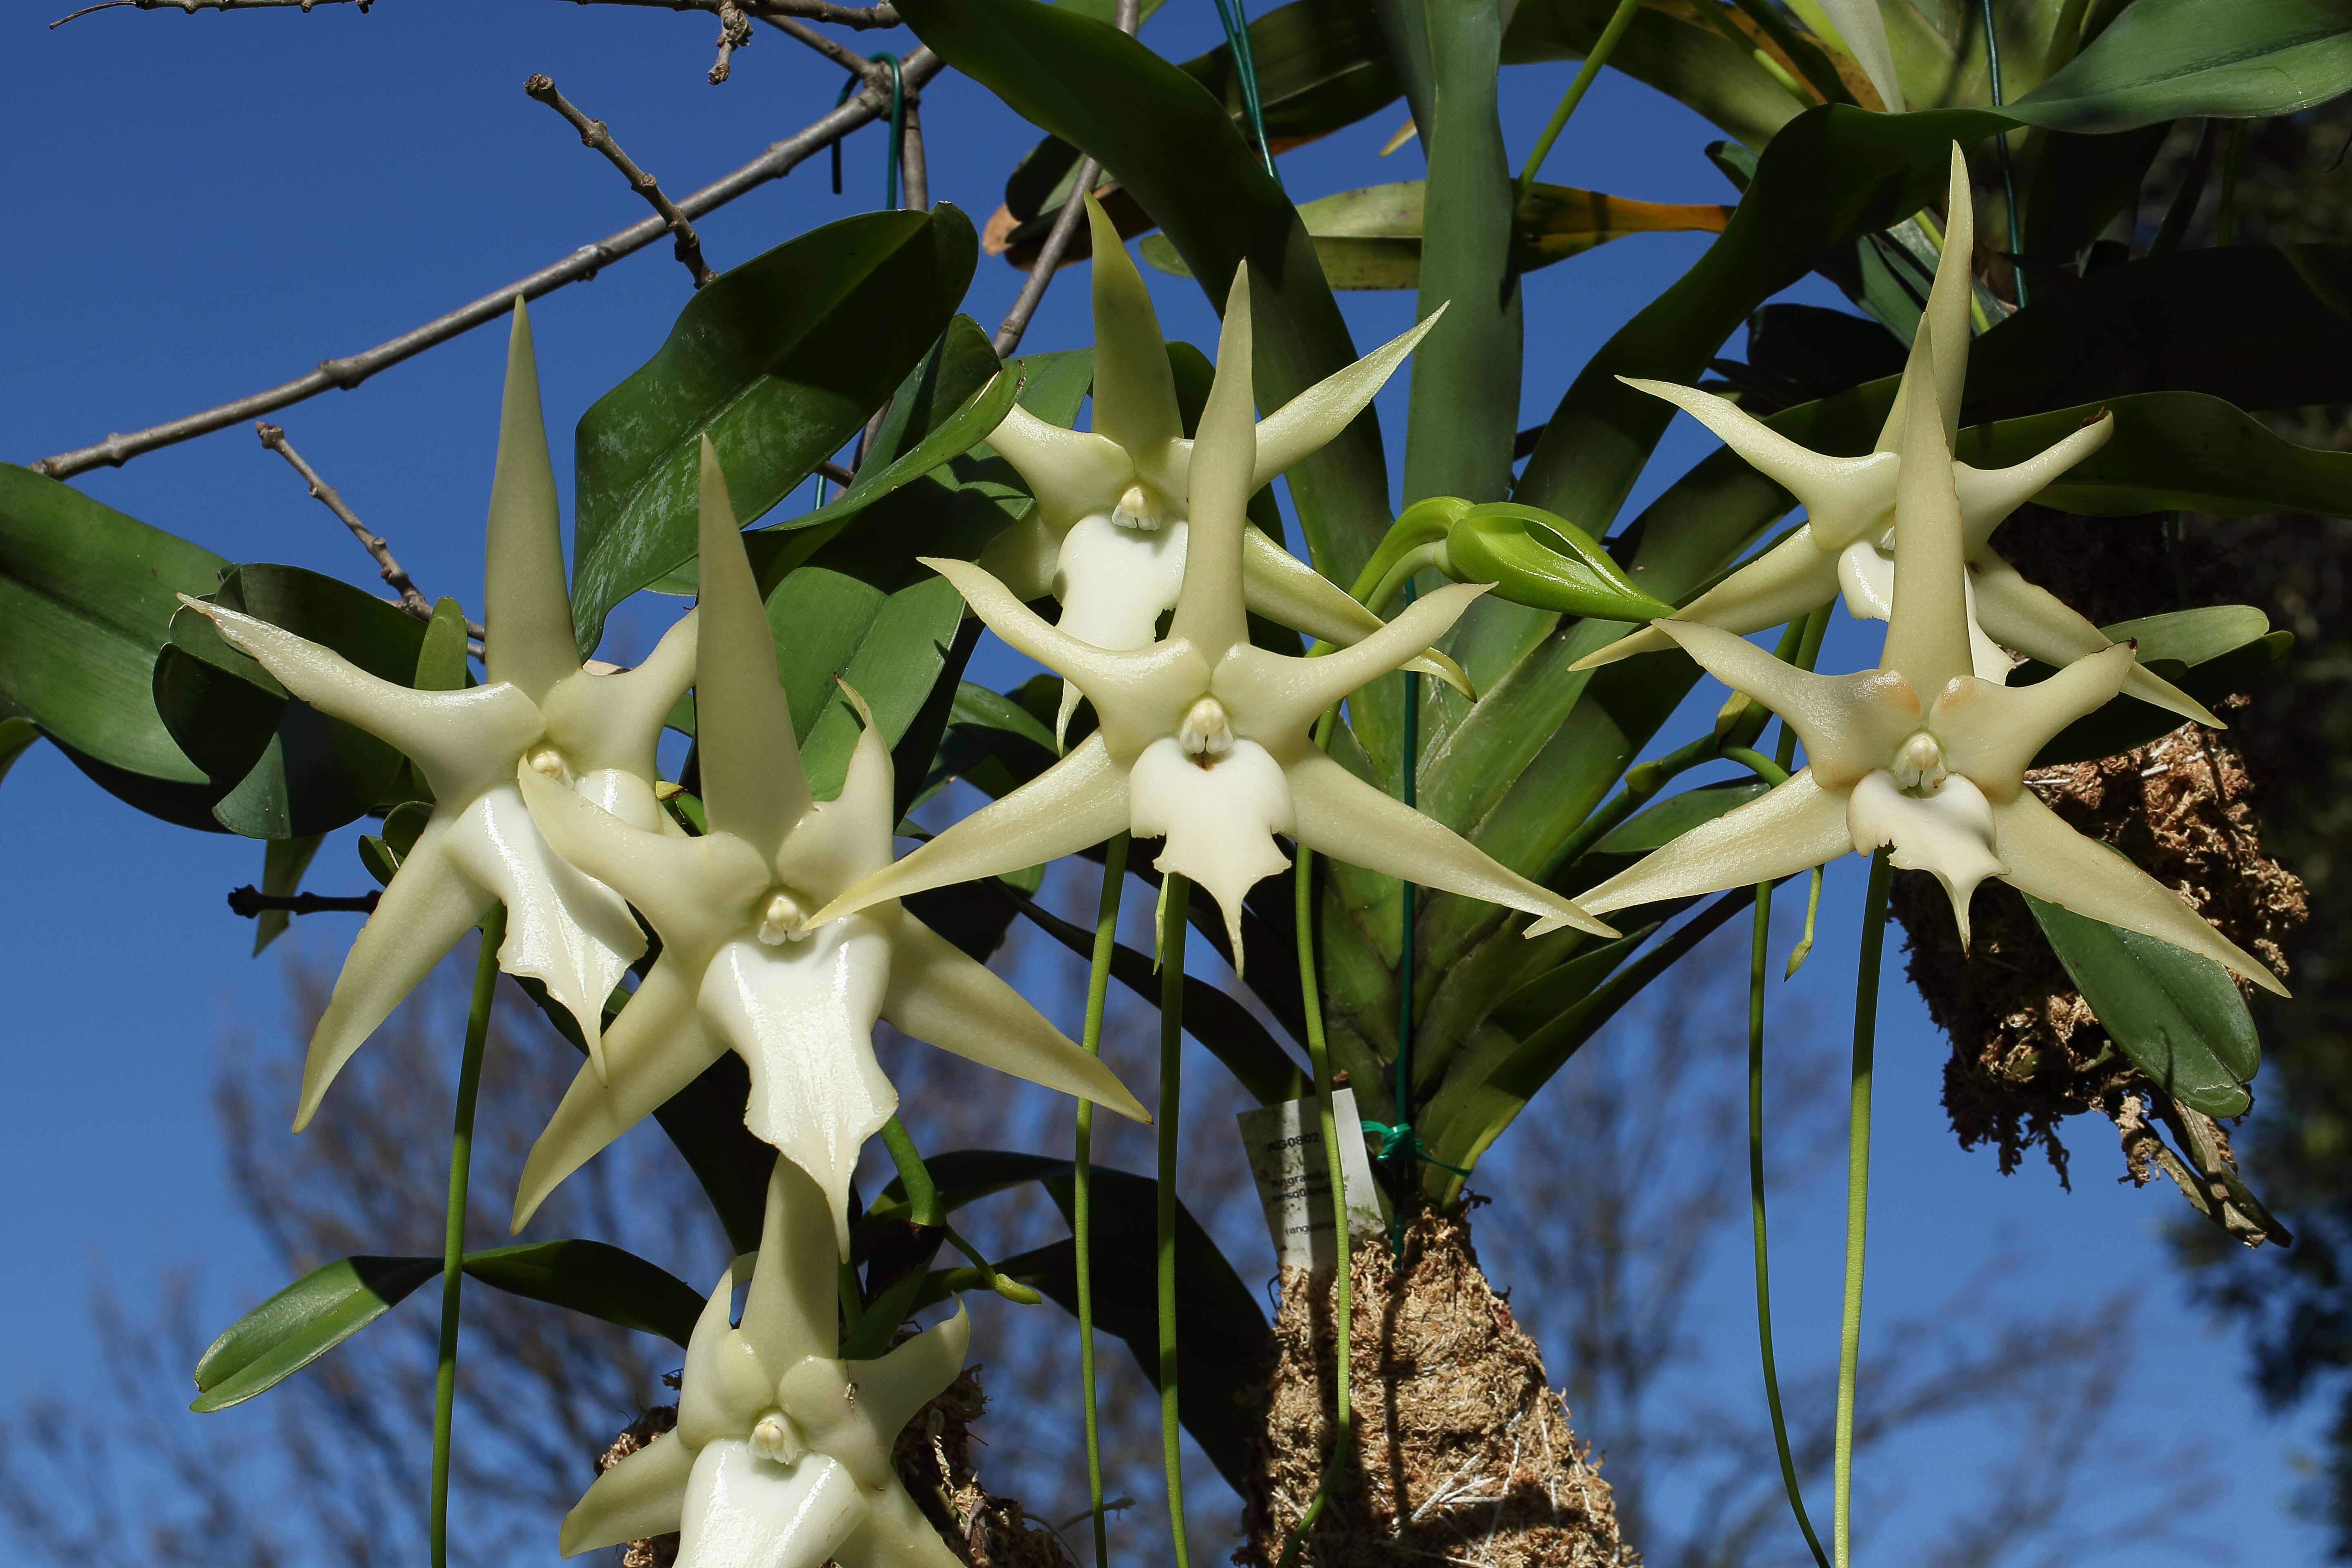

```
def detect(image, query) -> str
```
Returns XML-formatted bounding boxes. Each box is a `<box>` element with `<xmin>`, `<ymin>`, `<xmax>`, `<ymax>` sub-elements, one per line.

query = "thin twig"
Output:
<box><xmin>816</xmin><ymin>459</ymin><xmax>855</xmax><ymax>487</ymax></box>
<box><xmin>706</xmin><ymin>1</ymin><xmax>751</xmax><ymax>82</ymax></box>
<box><xmin>525</xmin><ymin>74</ymin><xmax>717</xmax><ymax>286</ymax></box>
<box><xmin>757</xmin><ymin>12</ymin><xmax>870</xmax><ymax>73</ymax></box>
<box><xmin>226</xmin><ymin>885</ymin><xmax>382</xmax><ymax>918</ymax></box>
<box><xmin>255</xmin><ymin>422</ymin><xmax>489</xmax><ymax>646</ymax></box>
<box><xmin>52</xmin><ymin>0</ymin><xmax>369</xmax><ymax>24</ymax></box>
<box><xmin>900</xmin><ymin>91</ymin><xmax>928</xmax><ymax>210</ymax></box>
<box><xmin>990</xmin><ymin>0</ymin><xmax>1136</xmax><ymax>356</ymax></box>
<box><xmin>555</xmin><ymin>0</ymin><xmax>900</xmax><ymax>27</ymax></box>
<box><xmin>29</xmin><ymin>48</ymin><xmax>940</xmax><ymax>482</ymax></box>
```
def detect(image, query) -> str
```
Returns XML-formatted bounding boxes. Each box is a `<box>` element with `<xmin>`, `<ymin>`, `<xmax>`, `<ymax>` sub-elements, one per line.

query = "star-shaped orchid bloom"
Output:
<box><xmin>979</xmin><ymin>195</ymin><xmax>1466</xmax><ymax>733</ymax></box>
<box><xmin>560</xmin><ymin>1161</ymin><xmax>969</xmax><ymax>1568</ymax></box>
<box><xmin>1573</xmin><ymin>145</ymin><xmax>2214</xmax><ymax>730</ymax></box>
<box><xmin>1578</xmin><ymin>324</ymin><xmax>2285</xmax><ymax>995</ymax></box>
<box><xmin>181</xmin><ymin>303</ymin><xmax>695</xmax><ymax>1127</ymax></box>
<box><xmin>813</xmin><ymin>269</ymin><xmax>1614</xmax><ymax>957</ymax></box>
<box><xmin>512</xmin><ymin>437</ymin><xmax>1147</xmax><ymax>1254</ymax></box>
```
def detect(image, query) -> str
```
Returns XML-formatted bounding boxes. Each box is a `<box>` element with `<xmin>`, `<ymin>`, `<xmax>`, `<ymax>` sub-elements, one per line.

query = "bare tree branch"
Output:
<box><xmin>525</xmin><ymin>74</ymin><xmax>717</xmax><ymax>286</ymax></box>
<box><xmin>757</xmin><ymin>12</ymin><xmax>872</xmax><ymax>74</ymax></box>
<box><xmin>254</xmin><ymin>422</ymin><xmax>489</xmax><ymax>647</ymax></box>
<box><xmin>553</xmin><ymin>0</ymin><xmax>901</xmax><ymax>28</ymax></box>
<box><xmin>226</xmin><ymin>885</ymin><xmax>382</xmax><ymax>918</ymax></box>
<box><xmin>900</xmin><ymin>92</ymin><xmax>929</xmax><ymax>211</ymax></box>
<box><xmin>706</xmin><ymin>0</ymin><xmax>752</xmax><ymax>82</ymax></box>
<box><xmin>28</xmin><ymin>48</ymin><xmax>940</xmax><ymax>483</ymax></box>
<box><xmin>50</xmin><ymin>0</ymin><xmax>370</xmax><ymax>25</ymax></box>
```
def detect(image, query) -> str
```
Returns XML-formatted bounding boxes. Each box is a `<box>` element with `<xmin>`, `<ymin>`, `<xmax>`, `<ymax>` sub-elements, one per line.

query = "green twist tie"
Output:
<box><xmin>1361</xmin><ymin>1120</ymin><xmax>1470</xmax><ymax>1176</ymax></box>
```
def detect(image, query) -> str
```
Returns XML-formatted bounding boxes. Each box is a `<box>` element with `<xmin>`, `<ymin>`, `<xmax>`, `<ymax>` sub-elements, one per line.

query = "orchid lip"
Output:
<box><xmin>1178</xmin><ymin>695</ymin><xmax>1234</xmax><ymax>762</ymax></box>
<box><xmin>1112</xmin><ymin>483</ymin><xmax>1169</xmax><ymax>532</ymax></box>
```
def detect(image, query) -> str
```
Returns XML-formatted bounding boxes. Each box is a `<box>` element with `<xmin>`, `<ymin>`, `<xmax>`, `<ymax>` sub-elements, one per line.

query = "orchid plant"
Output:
<box><xmin>14</xmin><ymin>1</ymin><xmax>2350</xmax><ymax>1566</ymax></box>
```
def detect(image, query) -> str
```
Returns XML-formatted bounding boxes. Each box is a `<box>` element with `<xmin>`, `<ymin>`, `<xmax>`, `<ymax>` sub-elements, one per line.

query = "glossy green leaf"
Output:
<box><xmin>0</xmin><ymin>716</ymin><xmax>41</xmax><ymax>793</ymax></box>
<box><xmin>2030</xmin><ymin>629</ymin><xmax>2291</xmax><ymax>768</ymax></box>
<box><xmin>2103</xmin><ymin>606</ymin><xmax>2272</xmax><ymax>668</ymax></box>
<box><xmin>460</xmin><ymin>1240</ymin><xmax>704</xmax><ymax>1348</ymax></box>
<box><xmin>570</xmin><ymin>208</ymin><xmax>978</xmax><ymax>652</ymax></box>
<box><xmin>191</xmin><ymin>1254</ymin><xmax>439</xmax><ymax>1412</ymax></box>
<box><xmin>1515</xmin><ymin>104</ymin><xmax>2005</xmax><ymax>535</ymax></box>
<box><xmin>2023</xmin><ymin>890</ymin><xmax>2258</xmax><ymax>1116</ymax></box>
<box><xmin>159</xmin><ymin>565</ymin><xmax>428</xmax><ymax>839</ymax></box>
<box><xmin>896</xmin><ymin>0</ymin><xmax>1396</xmax><ymax>581</ymax></box>
<box><xmin>1443</xmin><ymin>502</ymin><xmax>1677</xmax><ymax>619</ymax></box>
<box><xmin>252</xmin><ymin>832</ymin><xmax>325</xmax><ymax>956</ymax></box>
<box><xmin>2007</xmin><ymin>0</ymin><xmax>2352</xmax><ymax>134</ymax></box>
<box><xmin>1505</xmin><ymin>0</ymin><xmax>1816</xmax><ymax>150</ymax></box>
<box><xmin>0</xmin><ymin>463</ymin><xmax>225</xmax><ymax>786</ymax></box>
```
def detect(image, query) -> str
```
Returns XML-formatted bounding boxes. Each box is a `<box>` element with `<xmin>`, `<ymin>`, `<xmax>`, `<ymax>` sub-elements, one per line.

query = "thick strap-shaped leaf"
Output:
<box><xmin>2007</xmin><ymin>0</ymin><xmax>2352</xmax><ymax>134</ymax></box>
<box><xmin>460</xmin><ymin>1239</ymin><xmax>705</xmax><ymax>1348</ymax></box>
<box><xmin>191</xmin><ymin>1254</ymin><xmax>439</xmax><ymax>1412</ymax></box>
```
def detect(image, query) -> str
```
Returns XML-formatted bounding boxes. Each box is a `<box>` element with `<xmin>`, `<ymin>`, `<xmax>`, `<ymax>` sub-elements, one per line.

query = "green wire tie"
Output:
<box><xmin>830</xmin><ymin>57</ymin><xmax>904</xmax><ymax>208</ymax></box>
<box><xmin>1361</xmin><ymin>1120</ymin><xmax>1470</xmax><ymax>1177</ymax></box>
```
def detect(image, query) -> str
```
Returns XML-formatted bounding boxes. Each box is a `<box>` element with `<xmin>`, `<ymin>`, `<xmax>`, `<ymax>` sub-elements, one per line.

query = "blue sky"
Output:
<box><xmin>0</xmin><ymin>0</ymin><xmax>2329</xmax><ymax>1561</ymax></box>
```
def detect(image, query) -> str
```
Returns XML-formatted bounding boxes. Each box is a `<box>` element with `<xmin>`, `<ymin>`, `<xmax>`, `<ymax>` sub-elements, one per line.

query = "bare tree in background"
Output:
<box><xmin>0</xmin><ymin>890</ymin><xmax>2228</xmax><ymax>1568</ymax></box>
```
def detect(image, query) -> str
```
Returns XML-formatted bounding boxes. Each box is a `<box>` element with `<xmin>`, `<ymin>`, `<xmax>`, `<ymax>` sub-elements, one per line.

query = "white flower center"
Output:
<box><xmin>749</xmin><ymin>1412</ymin><xmax>802</xmax><ymax>1462</ymax></box>
<box><xmin>526</xmin><ymin>746</ymin><xmax>568</xmax><ymax>780</ymax></box>
<box><xmin>1892</xmin><ymin>731</ymin><xmax>1946</xmax><ymax>793</ymax></box>
<box><xmin>757</xmin><ymin>890</ymin><xmax>812</xmax><ymax>946</ymax></box>
<box><xmin>1177</xmin><ymin>697</ymin><xmax>1234</xmax><ymax>764</ymax></box>
<box><xmin>1111</xmin><ymin>483</ymin><xmax>1166</xmax><ymax>532</ymax></box>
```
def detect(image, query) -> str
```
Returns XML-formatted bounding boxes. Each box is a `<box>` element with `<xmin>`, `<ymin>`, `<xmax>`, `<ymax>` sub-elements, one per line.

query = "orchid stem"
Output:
<box><xmin>1516</xmin><ymin>0</ymin><xmax>1640</xmax><ymax>201</ymax></box>
<box><xmin>1078</xmin><ymin>833</ymin><xmax>1129</xmax><ymax>1568</ymax></box>
<box><xmin>1835</xmin><ymin>849</ymin><xmax>1893</xmax><ymax>1568</ymax></box>
<box><xmin>1750</xmin><ymin>878</ymin><xmax>1831</xmax><ymax>1568</ymax></box>
<box><xmin>431</xmin><ymin>903</ymin><xmax>504</xmax><ymax>1568</ymax></box>
<box><xmin>1276</xmin><ymin>844</ymin><xmax>1354</xmax><ymax>1568</ymax></box>
<box><xmin>1158</xmin><ymin>872</ymin><xmax>1192</xmax><ymax>1568</ymax></box>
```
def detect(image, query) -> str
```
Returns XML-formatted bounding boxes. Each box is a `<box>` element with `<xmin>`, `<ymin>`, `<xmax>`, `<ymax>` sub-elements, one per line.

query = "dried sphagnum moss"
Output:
<box><xmin>1239</xmin><ymin>1208</ymin><xmax>1633</xmax><ymax>1568</ymax></box>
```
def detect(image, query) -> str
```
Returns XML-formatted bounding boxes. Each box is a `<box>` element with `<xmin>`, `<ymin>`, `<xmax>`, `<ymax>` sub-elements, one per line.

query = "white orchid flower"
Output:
<box><xmin>1574</xmin><ymin>145</ymin><xmax>2214</xmax><ymax>730</ymax></box>
<box><xmin>180</xmin><ymin>303</ymin><xmax>693</xmax><ymax>1127</ymax></box>
<box><xmin>1579</xmin><ymin>324</ymin><xmax>2285</xmax><ymax>995</ymax></box>
<box><xmin>560</xmin><ymin>1161</ymin><xmax>968</xmax><ymax>1568</ymax></box>
<box><xmin>512</xmin><ymin>437</ymin><xmax>1147</xmax><ymax>1254</ymax></box>
<box><xmin>814</xmin><ymin>269</ymin><xmax>1614</xmax><ymax>957</ymax></box>
<box><xmin>979</xmin><ymin>194</ymin><xmax>1468</xmax><ymax>735</ymax></box>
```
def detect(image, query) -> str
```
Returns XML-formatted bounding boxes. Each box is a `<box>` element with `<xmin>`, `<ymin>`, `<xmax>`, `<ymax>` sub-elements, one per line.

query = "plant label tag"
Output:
<box><xmin>1236</xmin><ymin>1087</ymin><xmax>1385</xmax><ymax>1272</ymax></box>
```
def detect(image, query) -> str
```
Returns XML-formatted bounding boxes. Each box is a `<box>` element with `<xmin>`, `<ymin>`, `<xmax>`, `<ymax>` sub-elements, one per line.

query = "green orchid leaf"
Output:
<box><xmin>1978</xmin><ymin>394</ymin><xmax>2352</xmax><ymax>517</ymax></box>
<box><xmin>1590</xmin><ymin>778</ymin><xmax>1773</xmax><ymax>857</ymax></box>
<box><xmin>252</xmin><ymin>832</ymin><xmax>325</xmax><ymax>956</ymax></box>
<box><xmin>1515</xmin><ymin>104</ymin><xmax>2005</xmax><ymax>536</ymax></box>
<box><xmin>0</xmin><ymin>716</ymin><xmax>39</xmax><ymax>792</ymax></box>
<box><xmin>191</xmin><ymin>1254</ymin><xmax>439</xmax><ymax>1412</ymax></box>
<box><xmin>2102</xmin><ymin>607</ymin><xmax>2273</xmax><ymax>669</ymax></box>
<box><xmin>0</xmin><ymin>463</ymin><xmax>225</xmax><ymax>796</ymax></box>
<box><xmin>1444</xmin><ymin>502</ymin><xmax>1678</xmax><ymax>620</ymax></box>
<box><xmin>2007</xmin><ymin>0</ymin><xmax>2352</xmax><ymax>134</ymax></box>
<box><xmin>2029</xmin><ymin>629</ymin><xmax>2291</xmax><ymax>768</ymax></box>
<box><xmin>2023</xmin><ymin>891</ymin><xmax>2259</xmax><ymax>1116</ymax></box>
<box><xmin>460</xmin><ymin>1240</ymin><xmax>704</xmax><ymax>1348</ymax></box>
<box><xmin>159</xmin><ymin>564</ymin><xmax>430</xmax><ymax>840</ymax></box>
<box><xmin>895</xmin><ymin>0</ymin><xmax>1395</xmax><ymax>582</ymax></box>
<box><xmin>570</xmin><ymin>207</ymin><xmax>978</xmax><ymax>653</ymax></box>
<box><xmin>1506</xmin><ymin>0</ymin><xmax>1816</xmax><ymax>151</ymax></box>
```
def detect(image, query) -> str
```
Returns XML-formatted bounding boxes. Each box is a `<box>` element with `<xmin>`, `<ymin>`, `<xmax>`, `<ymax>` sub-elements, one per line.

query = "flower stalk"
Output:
<box><xmin>432</xmin><ymin>903</ymin><xmax>506</xmax><ymax>1568</ymax></box>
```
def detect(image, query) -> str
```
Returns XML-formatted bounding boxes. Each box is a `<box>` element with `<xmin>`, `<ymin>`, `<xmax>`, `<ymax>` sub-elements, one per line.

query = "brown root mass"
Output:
<box><xmin>1893</xmin><ymin>717</ymin><xmax>2306</xmax><ymax>1189</ymax></box>
<box><xmin>1238</xmin><ymin>1207</ymin><xmax>1633</xmax><ymax>1568</ymax></box>
<box><xmin>589</xmin><ymin>1361</ymin><xmax>1071</xmax><ymax>1568</ymax></box>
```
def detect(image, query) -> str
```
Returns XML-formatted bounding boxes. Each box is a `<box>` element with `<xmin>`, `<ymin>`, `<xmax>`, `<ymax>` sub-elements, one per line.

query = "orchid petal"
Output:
<box><xmin>513</xmin><ymin>960</ymin><xmax>727</xmax><ymax>1229</ymax></box>
<box><xmin>1616</xmin><ymin>377</ymin><xmax>1898</xmax><ymax>550</ymax></box>
<box><xmin>1952</xmin><ymin>416</ymin><xmax>2115</xmax><ymax>548</ymax></box>
<box><xmin>677</xmin><ymin>1443</ymin><xmax>866</xmax><ymax>1568</ymax></box>
<box><xmin>518</xmin><ymin>763</ymin><xmax>771</xmax><ymax>953</ymax></box>
<box><xmin>1835</xmin><ymin>542</ymin><xmax>2014</xmax><ymax>682</ymax></box>
<box><xmin>1052</xmin><ymin>513</ymin><xmax>1189</xmax><ymax>652</ymax></box>
<box><xmin>440</xmin><ymin>782</ymin><xmax>642</xmax><ymax>1075</ymax></box>
<box><xmin>1250</xmin><ymin>307</ymin><xmax>1443</xmax><ymax>490</ymax></box>
<box><xmin>1881</xmin><ymin>328</ymin><xmax>1974</xmax><ymax>700</ymax></box>
<box><xmin>1931</xmin><ymin>643</ymin><xmax>2136</xmax><ymax>800</ymax></box>
<box><xmin>1882</xmin><ymin>143</ymin><xmax>1970</xmax><ymax>450</ymax></box>
<box><xmin>679</xmin><ymin>1261</ymin><xmax>782</xmax><ymax>1448</ymax></box>
<box><xmin>920</xmin><ymin>556</ymin><xmax>1194</xmax><ymax>721</ymax></box>
<box><xmin>543</xmin><ymin>607</ymin><xmax>699</xmax><ymax>779</ymax></box>
<box><xmin>971</xmin><ymin>506</ymin><xmax>1060</xmax><ymax>600</ymax></box>
<box><xmin>1579</xmin><ymin>771</ymin><xmax>1856</xmax><ymax>916</ymax></box>
<box><xmin>1085</xmin><ymin>195</ymin><xmax>1185</xmax><ymax>464</ymax></box>
<box><xmin>1650</xmin><ymin>621</ymin><xmax>1922</xmax><ymax>789</ymax></box>
<box><xmin>813</xmin><ymin>735</ymin><xmax>1133</xmax><ymax>923</ymax></box>
<box><xmin>774</xmin><ymin>688</ymin><xmax>898</xmax><ymax>898</ymax></box>
<box><xmin>742</xmin><ymin>1160</ymin><xmax>846</xmax><ymax>1377</ymax></box>
<box><xmin>1286</xmin><ymin>750</ymin><xmax>1614</xmax><ymax>935</ymax></box>
<box><xmin>830</xmin><ymin>1483</ymin><xmax>968</xmax><ymax>1568</ymax></box>
<box><xmin>697</xmin><ymin>439</ymin><xmax>809</xmax><ymax>858</ymax></box>
<box><xmin>699</xmin><ymin>928</ymin><xmax>897</xmax><ymax>1258</ymax></box>
<box><xmin>984</xmin><ymin>405</ymin><xmax>1133</xmax><ymax>534</ymax></box>
<box><xmin>875</xmin><ymin>905</ymin><xmax>1148</xmax><ymax>1122</ymax></box>
<box><xmin>295</xmin><ymin>813</ymin><xmax>496</xmax><ymax>1131</ymax></box>
<box><xmin>185</xmin><ymin>599</ymin><xmax>544</xmax><ymax>803</ymax></box>
<box><xmin>558</xmin><ymin>1425</ymin><xmax>694</xmax><ymax>1557</ymax></box>
<box><xmin>484</xmin><ymin>301</ymin><xmax>582</xmax><ymax>702</ymax></box>
<box><xmin>1127</xmin><ymin>735</ymin><xmax>1295</xmax><ymax>956</ymax></box>
<box><xmin>1572</xmin><ymin>527</ymin><xmax>1842</xmax><ymax>671</ymax></box>
<box><xmin>1969</xmin><ymin>555</ymin><xmax>2222</xmax><ymax>726</ymax></box>
<box><xmin>1221</xmin><ymin>584</ymin><xmax>1488</xmax><ymax>739</ymax></box>
<box><xmin>1239</xmin><ymin>527</ymin><xmax>1474</xmax><ymax>696</ymax></box>
<box><xmin>1168</xmin><ymin>267</ymin><xmax>1257</xmax><ymax>662</ymax></box>
<box><xmin>1991</xmin><ymin>790</ymin><xmax>2288</xmax><ymax>994</ymax></box>
<box><xmin>779</xmin><ymin>1306</ymin><xmax>969</xmax><ymax>1490</ymax></box>
<box><xmin>1847</xmin><ymin>770</ymin><xmax>2006</xmax><ymax>947</ymax></box>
